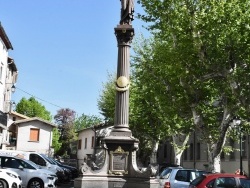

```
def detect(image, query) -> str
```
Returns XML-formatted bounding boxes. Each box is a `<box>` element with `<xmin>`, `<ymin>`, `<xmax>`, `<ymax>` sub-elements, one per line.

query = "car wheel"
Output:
<box><xmin>0</xmin><ymin>179</ymin><xmax>8</xmax><ymax>188</ymax></box>
<box><xmin>28</xmin><ymin>179</ymin><xmax>44</xmax><ymax>188</ymax></box>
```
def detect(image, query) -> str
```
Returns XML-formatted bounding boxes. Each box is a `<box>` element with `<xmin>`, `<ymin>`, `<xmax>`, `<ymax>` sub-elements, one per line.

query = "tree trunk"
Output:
<box><xmin>172</xmin><ymin>134</ymin><xmax>190</xmax><ymax>166</ymax></box>
<box><xmin>207</xmin><ymin>146</ymin><xmax>221</xmax><ymax>173</ymax></box>
<box><xmin>175</xmin><ymin>153</ymin><xmax>182</xmax><ymax>166</ymax></box>
<box><xmin>150</xmin><ymin>139</ymin><xmax>159</xmax><ymax>164</ymax></box>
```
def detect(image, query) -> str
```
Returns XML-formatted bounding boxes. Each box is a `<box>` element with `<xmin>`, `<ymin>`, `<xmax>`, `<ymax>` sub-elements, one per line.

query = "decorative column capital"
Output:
<box><xmin>115</xmin><ymin>25</ymin><xmax>134</xmax><ymax>45</ymax></box>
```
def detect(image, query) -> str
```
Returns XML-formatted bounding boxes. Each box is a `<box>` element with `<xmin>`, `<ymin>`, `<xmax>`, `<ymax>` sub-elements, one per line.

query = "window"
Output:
<box><xmin>29</xmin><ymin>128</ymin><xmax>40</xmax><ymax>141</ymax></box>
<box><xmin>91</xmin><ymin>136</ymin><xmax>94</xmax><ymax>148</ymax></box>
<box><xmin>85</xmin><ymin>138</ymin><xmax>87</xmax><ymax>149</ymax></box>
<box><xmin>215</xmin><ymin>177</ymin><xmax>236</xmax><ymax>187</ymax></box>
<box><xmin>30</xmin><ymin>154</ymin><xmax>46</xmax><ymax>166</ymax></box>
<box><xmin>184</xmin><ymin>148</ymin><xmax>187</xmax><ymax>160</ymax></box>
<box><xmin>164</xmin><ymin>144</ymin><xmax>167</xmax><ymax>158</ymax></box>
<box><xmin>78</xmin><ymin>139</ymin><xmax>82</xmax><ymax>149</ymax></box>
<box><xmin>229</xmin><ymin>138</ymin><xmax>235</xmax><ymax>160</ymax></box>
<box><xmin>221</xmin><ymin>151</ymin><xmax>225</xmax><ymax>160</ymax></box>
<box><xmin>242</xmin><ymin>135</ymin><xmax>247</xmax><ymax>158</ymax></box>
<box><xmin>196</xmin><ymin>143</ymin><xmax>201</xmax><ymax>160</ymax></box>
<box><xmin>175</xmin><ymin>170</ymin><xmax>188</xmax><ymax>182</ymax></box>
<box><xmin>190</xmin><ymin>143</ymin><xmax>194</xmax><ymax>160</ymax></box>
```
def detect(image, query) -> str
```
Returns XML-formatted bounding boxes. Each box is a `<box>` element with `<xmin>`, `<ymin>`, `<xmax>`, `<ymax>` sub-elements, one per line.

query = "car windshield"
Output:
<box><xmin>160</xmin><ymin>168</ymin><xmax>172</xmax><ymax>179</ymax></box>
<box><xmin>40</xmin><ymin>154</ymin><xmax>56</xmax><ymax>165</ymax></box>
<box><xmin>49</xmin><ymin>157</ymin><xmax>59</xmax><ymax>165</ymax></box>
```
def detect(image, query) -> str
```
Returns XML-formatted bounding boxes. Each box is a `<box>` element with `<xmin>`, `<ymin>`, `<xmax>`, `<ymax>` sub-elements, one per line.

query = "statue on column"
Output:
<box><xmin>120</xmin><ymin>0</ymin><xmax>134</xmax><ymax>25</ymax></box>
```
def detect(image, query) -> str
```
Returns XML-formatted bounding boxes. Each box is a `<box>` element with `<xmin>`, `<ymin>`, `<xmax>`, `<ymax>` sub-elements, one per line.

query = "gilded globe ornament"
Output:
<box><xmin>116</xmin><ymin>76</ymin><xmax>130</xmax><ymax>91</ymax></box>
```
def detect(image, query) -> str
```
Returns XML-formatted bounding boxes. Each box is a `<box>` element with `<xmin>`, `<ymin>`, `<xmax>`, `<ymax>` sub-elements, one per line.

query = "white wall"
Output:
<box><xmin>16</xmin><ymin>121</ymin><xmax>53</xmax><ymax>154</ymax></box>
<box><xmin>77</xmin><ymin>128</ymin><xmax>95</xmax><ymax>166</ymax></box>
<box><xmin>0</xmin><ymin>38</ymin><xmax>8</xmax><ymax>112</ymax></box>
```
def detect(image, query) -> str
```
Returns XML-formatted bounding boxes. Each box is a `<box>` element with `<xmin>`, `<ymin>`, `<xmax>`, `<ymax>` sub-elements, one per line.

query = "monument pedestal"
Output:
<box><xmin>74</xmin><ymin>135</ymin><xmax>159</xmax><ymax>188</ymax></box>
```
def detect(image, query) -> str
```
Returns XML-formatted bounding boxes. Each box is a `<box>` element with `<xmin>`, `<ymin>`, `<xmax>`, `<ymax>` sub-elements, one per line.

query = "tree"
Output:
<box><xmin>52</xmin><ymin>128</ymin><xmax>62</xmax><ymax>153</ymax></box>
<box><xmin>74</xmin><ymin>113</ymin><xmax>103</xmax><ymax>131</ymax></box>
<box><xmin>98</xmin><ymin>72</ymin><xmax>116</xmax><ymax>125</ymax></box>
<box><xmin>131</xmin><ymin>36</ymin><xmax>192</xmax><ymax>165</ymax></box>
<box><xmin>136</xmin><ymin>0</ymin><xmax>250</xmax><ymax>172</ymax></box>
<box><xmin>54</xmin><ymin>108</ymin><xmax>77</xmax><ymax>156</ymax></box>
<box><xmin>16</xmin><ymin>97</ymin><xmax>52</xmax><ymax>121</ymax></box>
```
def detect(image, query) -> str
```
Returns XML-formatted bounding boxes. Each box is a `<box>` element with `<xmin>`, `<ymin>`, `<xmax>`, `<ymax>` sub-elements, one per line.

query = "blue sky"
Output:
<box><xmin>0</xmin><ymin>0</ymin><xmax>148</xmax><ymax>118</ymax></box>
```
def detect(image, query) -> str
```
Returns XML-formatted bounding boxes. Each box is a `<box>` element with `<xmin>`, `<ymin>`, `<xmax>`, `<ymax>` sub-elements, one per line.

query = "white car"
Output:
<box><xmin>0</xmin><ymin>155</ymin><xmax>57</xmax><ymax>188</ymax></box>
<box><xmin>0</xmin><ymin>167</ymin><xmax>22</xmax><ymax>188</ymax></box>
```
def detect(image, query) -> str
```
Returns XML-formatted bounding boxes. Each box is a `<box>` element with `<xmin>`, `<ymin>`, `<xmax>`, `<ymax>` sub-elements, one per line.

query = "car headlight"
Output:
<box><xmin>6</xmin><ymin>172</ymin><xmax>18</xmax><ymax>178</ymax></box>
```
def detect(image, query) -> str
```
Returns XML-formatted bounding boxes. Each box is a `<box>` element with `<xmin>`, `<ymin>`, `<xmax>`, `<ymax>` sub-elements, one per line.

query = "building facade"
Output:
<box><xmin>0</xmin><ymin>22</ymin><xmax>18</xmax><ymax>149</ymax></box>
<box><xmin>157</xmin><ymin>131</ymin><xmax>249</xmax><ymax>175</ymax></box>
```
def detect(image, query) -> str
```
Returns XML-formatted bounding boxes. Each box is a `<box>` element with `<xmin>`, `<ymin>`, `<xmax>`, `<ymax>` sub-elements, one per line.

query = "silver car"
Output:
<box><xmin>0</xmin><ymin>155</ymin><xmax>57</xmax><ymax>188</ymax></box>
<box><xmin>158</xmin><ymin>167</ymin><xmax>206</xmax><ymax>188</ymax></box>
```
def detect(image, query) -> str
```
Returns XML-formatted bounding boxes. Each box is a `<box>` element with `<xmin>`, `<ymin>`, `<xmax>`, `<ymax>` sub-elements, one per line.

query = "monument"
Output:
<box><xmin>74</xmin><ymin>1</ymin><xmax>158</xmax><ymax>187</ymax></box>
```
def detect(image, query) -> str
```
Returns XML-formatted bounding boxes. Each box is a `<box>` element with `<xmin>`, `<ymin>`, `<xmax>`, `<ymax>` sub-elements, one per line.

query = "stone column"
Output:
<box><xmin>110</xmin><ymin>25</ymin><xmax>134</xmax><ymax>137</ymax></box>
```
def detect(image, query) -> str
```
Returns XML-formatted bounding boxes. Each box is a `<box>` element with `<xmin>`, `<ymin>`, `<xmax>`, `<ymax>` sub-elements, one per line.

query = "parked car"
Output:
<box><xmin>0</xmin><ymin>154</ymin><xmax>58</xmax><ymax>188</ymax></box>
<box><xmin>0</xmin><ymin>150</ymin><xmax>64</xmax><ymax>179</ymax></box>
<box><xmin>39</xmin><ymin>154</ymin><xmax>67</xmax><ymax>183</ymax></box>
<box><xmin>158</xmin><ymin>163</ymin><xmax>181</xmax><ymax>175</ymax></box>
<box><xmin>0</xmin><ymin>167</ymin><xmax>22</xmax><ymax>188</ymax></box>
<box><xmin>158</xmin><ymin>167</ymin><xmax>207</xmax><ymax>188</ymax></box>
<box><xmin>50</xmin><ymin>158</ymin><xmax>79</xmax><ymax>179</ymax></box>
<box><xmin>189</xmin><ymin>173</ymin><xmax>250</xmax><ymax>188</ymax></box>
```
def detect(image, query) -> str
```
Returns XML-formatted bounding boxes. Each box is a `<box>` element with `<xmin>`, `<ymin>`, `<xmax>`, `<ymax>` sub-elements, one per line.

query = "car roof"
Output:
<box><xmin>164</xmin><ymin>167</ymin><xmax>205</xmax><ymax>170</ymax></box>
<box><xmin>204</xmin><ymin>173</ymin><xmax>247</xmax><ymax>178</ymax></box>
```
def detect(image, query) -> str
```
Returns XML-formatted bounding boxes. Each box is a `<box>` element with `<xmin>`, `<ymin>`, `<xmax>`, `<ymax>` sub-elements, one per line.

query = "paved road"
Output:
<box><xmin>57</xmin><ymin>180</ymin><xmax>74</xmax><ymax>188</ymax></box>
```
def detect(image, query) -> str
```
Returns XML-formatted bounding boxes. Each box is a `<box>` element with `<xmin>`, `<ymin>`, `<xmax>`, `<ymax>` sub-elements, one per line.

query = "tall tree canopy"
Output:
<box><xmin>54</xmin><ymin>108</ymin><xmax>77</xmax><ymax>156</ymax></box>
<box><xmin>16</xmin><ymin>97</ymin><xmax>52</xmax><ymax>121</ymax></box>
<box><xmin>135</xmin><ymin>0</ymin><xmax>250</xmax><ymax>171</ymax></box>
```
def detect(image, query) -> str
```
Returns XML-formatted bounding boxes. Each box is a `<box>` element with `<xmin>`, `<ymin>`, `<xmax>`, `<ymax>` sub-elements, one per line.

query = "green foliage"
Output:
<box><xmin>16</xmin><ymin>97</ymin><xmax>52</xmax><ymax>121</ymax></box>
<box><xmin>97</xmin><ymin>72</ymin><xmax>116</xmax><ymax>124</ymax></box>
<box><xmin>52</xmin><ymin>128</ymin><xmax>62</xmax><ymax>153</ymax></box>
<box><xmin>135</xmin><ymin>0</ymin><xmax>250</xmax><ymax>169</ymax></box>
<box><xmin>74</xmin><ymin>113</ymin><xmax>103</xmax><ymax>131</ymax></box>
<box><xmin>98</xmin><ymin>1</ymin><xmax>250</xmax><ymax>168</ymax></box>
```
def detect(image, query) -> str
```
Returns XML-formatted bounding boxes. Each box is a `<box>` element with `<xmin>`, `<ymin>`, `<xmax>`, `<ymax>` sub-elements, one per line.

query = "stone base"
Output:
<box><xmin>74</xmin><ymin>175</ymin><xmax>159</xmax><ymax>188</ymax></box>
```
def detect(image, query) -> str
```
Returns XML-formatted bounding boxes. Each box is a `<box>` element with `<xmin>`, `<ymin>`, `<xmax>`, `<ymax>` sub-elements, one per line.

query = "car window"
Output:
<box><xmin>190</xmin><ymin>175</ymin><xmax>206</xmax><ymax>186</ymax></box>
<box><xmin>175</xmin><ymin>170</ymin><xmax>188</xmax><ymax>182</ymax></box>
<box><xmin>2</xmin><ymin>157</ymin><xmax>22</xmax><ymax>169</ymax></box>
<box><xmin>206</xmin><ymin>179</ymin><xmax>215</xmax><ymax>188</ymax></box>
<box><xmin>215</xmin><ymin>177</ymin><xmax>236</xmax><ymax>188</ymax></box>
<box><xmin>160</xmin><ymin>168</ymin><xmax>172</xmax><ymax>179</ymax></box>
<box><xmin>190</xmin><ymin>171</ymin><xmax>206</xmax><ymax>182</ymax></box>
<box><xmin>239</xmin><ymin>178</ymin><xmax>250</xmax><ymax>188</ymax></box>
<box><xmin>17</xmin><ymin>159</ymin><xmax>35</xmax><ymax>169</ymax></box>
<box><xmin>30</xmin><ymin>154</ymin><xmax>46</xmax><ymax>166</ymax></box>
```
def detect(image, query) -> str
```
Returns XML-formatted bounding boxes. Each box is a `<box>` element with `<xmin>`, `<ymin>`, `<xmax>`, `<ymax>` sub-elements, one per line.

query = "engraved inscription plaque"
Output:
<box><xmin>113</xmin><ymin>153</ymin><xmax>126</xmax><ymax>171</ymax></box>
<box><xmin>109</xmin><ymin>146</ymin><xmax>129</xmax><ymax>175</ymax></box>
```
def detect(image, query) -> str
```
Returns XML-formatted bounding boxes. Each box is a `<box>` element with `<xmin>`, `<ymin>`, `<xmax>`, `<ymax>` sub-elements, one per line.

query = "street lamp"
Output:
<box><xmin>232</xmin><ymin>117</ymin><xmax>243</xmax><ymax>175</ymax></box>
<box><xmin>6</xmin><ymin>83</ymin><xmax>16</xmax><ymax>92</ymax></box>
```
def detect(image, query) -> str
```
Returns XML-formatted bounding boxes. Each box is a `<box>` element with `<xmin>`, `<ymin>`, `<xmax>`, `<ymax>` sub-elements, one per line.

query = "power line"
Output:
<box><xmin>15</xmin><ymin>86</ymin><xmax>64</xmax><ymax>109</ymax></box>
